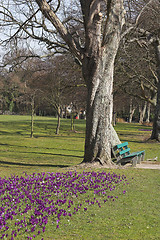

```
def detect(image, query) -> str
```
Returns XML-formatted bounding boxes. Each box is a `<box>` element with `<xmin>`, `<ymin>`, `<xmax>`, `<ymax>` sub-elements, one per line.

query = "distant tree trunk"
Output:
<box><xmin>151</xmin><ymin>41</ymin><xmax>160</xmax><ymax>141</ymax></box>
<box><xmin>139</xmin><ymin>102</ymin><xmax>147</xmax><ymax>124</ymax></box>
<box><xmin>64</xmin><ymin>106</ymin><xmax>67</xmax><ymax>119</ymax></box>
<box><xmin>129</xmin><ymin>109</ymin><xmax>135</xmax><ymax>123</ymax></box>
<box><xmin>129</xmin><ymin>99</ymin><xmax>136</xmax><ymax>123</ymax></box>
<box><xmin>9</xmin><ymin>100</ymin><xmax>14</xmax><ymax>113</ymax></box>
<box><xmin>71</xmin><ymin>112</ymin><xmax>75</xmax><ymax>131</ymax></box>
<box><xmin>146</xmin><ymin>103</ymin><xmax>151</xmax><ymax>123</ymax></box>
<box><xmin>56</xmin><ymin>106</ymin><xmax>61</xmax><ymax>135</ymax></box>
<box><xmin>30</xmin><ymin>96</ymin><xmax>34</xmax><ymax>138</ymax></box>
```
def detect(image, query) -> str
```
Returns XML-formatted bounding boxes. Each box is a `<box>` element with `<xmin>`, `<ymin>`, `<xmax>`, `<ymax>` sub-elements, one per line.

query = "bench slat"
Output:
<box><xmin>114</xmin><ymin>142</ymin><xmax>128</xmax><ymax>149</ymax></box>
<box><xmin>131</xmin><ymin>151</ymin><xmax>145</xmax><ymax>155</ymax></box>
<box><xmin>122</xmin><ymin>151</ymin><xmax>144</xmax><ymax>159</ymax></box>
<box><xmin>119</xmin><ymin>148</ymin><xmax>130</xmax><ymax>156</ymax></box>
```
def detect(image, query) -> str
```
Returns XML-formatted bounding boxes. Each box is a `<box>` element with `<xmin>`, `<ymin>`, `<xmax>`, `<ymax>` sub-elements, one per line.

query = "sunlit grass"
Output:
<box><xmin>0</xmin><ymin>115</ymin><xmax>160</xmax><ymax>240</ymax></box>
<box><xmin>0</xmin><ymin>115</ymin><xmax>85</xmax><ymax>177</ymax></box>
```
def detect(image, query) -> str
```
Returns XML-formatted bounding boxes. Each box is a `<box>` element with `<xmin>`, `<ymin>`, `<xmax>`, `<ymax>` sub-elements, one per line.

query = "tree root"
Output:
<box><xmin>66</xmin><ymin>160</ymin><xmax>123</xmax><ymax>171</ymax></box>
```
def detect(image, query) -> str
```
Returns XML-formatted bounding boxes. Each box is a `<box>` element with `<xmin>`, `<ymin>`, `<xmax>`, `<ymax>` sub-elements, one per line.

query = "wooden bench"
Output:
<box><xmin>112</xmin><ymin>142</ymin><xmax>145</xmax><ymax>167</ymax></box>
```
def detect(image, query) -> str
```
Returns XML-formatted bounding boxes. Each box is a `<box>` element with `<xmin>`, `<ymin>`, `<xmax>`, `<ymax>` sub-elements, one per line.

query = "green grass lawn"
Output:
<box><xmin>0</xmin><ymin>115</ymin><xmax>160</xmax><ymax>240</ymax></box>
<box><xmin>0</xmin><ymin>115</ymin><xmax>85</xmax><ymax>177</ymax></box>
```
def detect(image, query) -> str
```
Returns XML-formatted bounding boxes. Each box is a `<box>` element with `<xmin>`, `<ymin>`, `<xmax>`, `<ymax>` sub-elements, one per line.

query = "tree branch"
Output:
<box><xmin>35</xmin><ymin>0</ymin><xmax>83</xmax><ymax>61</ymax></box>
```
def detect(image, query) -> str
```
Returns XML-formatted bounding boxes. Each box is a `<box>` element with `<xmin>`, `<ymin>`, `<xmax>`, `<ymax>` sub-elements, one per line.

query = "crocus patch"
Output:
<box><xmin>0</xmin><ymin>171</ymin><xmax>129</xmax><ymax>239</ymax></box>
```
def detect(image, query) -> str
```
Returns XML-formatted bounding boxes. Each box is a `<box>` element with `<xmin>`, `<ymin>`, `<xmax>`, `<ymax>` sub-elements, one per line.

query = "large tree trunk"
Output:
<box><xmin>111</xmin><ymin>124</ymin><xmax>121</xmax><ymax>147</ymax></box>
<box><xmin>151</xmin><ymin>82</ymin><xmax>160</xmax><ymax>140</ymax></box>
<box><xmin>83</xmin><ymin>56</ymin><xmax>114</xmax><ymax>164</ymax></box>
<box><xmin>82</xmin><ymin>0</ymin><xmax>125</xmax><ymax>164</ymax></box>
<box><xmin>83</xmin><ymin>55</ymin><xmax>121</xmax><ymax>164</ymax></box>
<box><xmin>113</xmin><ymin>111</ymin><xmax>117</xmax><ymax>126</ymax></box>
<box><xmin>151</xmin><ymin>41</ymin><xmax>160</xmax><ymax>141</ymax></box>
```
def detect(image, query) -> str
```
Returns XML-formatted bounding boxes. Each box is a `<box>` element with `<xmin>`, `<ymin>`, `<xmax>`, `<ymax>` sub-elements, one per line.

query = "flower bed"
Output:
<box><xmin>0</xmin><ymin>171</ymin><xmax>129</xmax><ymax>239</ymax></box>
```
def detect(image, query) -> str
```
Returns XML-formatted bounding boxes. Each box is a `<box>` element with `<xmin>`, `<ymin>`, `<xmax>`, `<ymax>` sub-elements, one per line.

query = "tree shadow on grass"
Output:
<box><xmin>0</xmin><ymin>131</ymin><xmax>30</xmax><ymax>137</ymax></box>
<box><xmin>0</xmin><ymin>131</ymin><xmax>85</xmax><ymax>138</ymax></box>
<box><xmin>0</xmin><ymin>160</ymin><xmax>69</xmax><ymax>168</ymax></box>
<box><xmin>0</xmin><ymin>147</ymin><xmax>83</xmax><ymax>158</ymax></box>
<box><xmin>0</xmin><ymin>143</ymin><xmax>84</xmax><ymax>153</ymax></box>
<box><xmin>20</xmin><ymin>151</ymin><xmax>83</xmax><ymax>158</ymax></box>
<box><xmin>120</xmin><ymin>138</ymin><xmax>144</xmax><ymax>143</ymax></box>
<box><xmin>119</xmin><ymin>133</ymin><xmax>145</xmax><ymax>143</ymax></box>
<box><xmin>33</xmin><ymin>135</ymin><xmax>85</xmax><ymax>139</ymax></box>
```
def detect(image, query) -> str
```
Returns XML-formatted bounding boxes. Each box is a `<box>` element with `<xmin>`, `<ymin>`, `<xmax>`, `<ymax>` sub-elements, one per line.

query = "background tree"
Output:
<box><xmin>114</xmin><ymin>41</ymin><xmax>156</xmax><ymax>123</ymax></box>
<box><xmin>0</xmin><ymin>46</ymin><xmax>87</xmax><ymax>136</ymax></box>
<box><xmin>117</xmin><ymin>0</ymin><xmax>160</xmax><ymax>139</ymax></box>
<box><xmin>34</xmin><ymin>54</ymin><xmax>86</xmax><ymax>134</ymax></box>
<box><xmin>0</xmin><ymin>69</ymin><xmax>25</xmax><ymax>114</ymax></box>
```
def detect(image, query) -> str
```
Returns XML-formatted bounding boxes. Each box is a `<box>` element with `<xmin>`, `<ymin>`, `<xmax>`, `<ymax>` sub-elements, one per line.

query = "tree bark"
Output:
<box><xmin>111</xmin><ymin>124</ymin><xmax>121</xmax><ymax>147</ymax></box>
<box><xmin>83</xmin><ymin>57</ymin><xmax>114</xmax><ymax>163</ymax></box>
<box><xmin>113</xmin><ymin>111</ymin><xmax>117</xmax><ymax>126</ymax></box>
<box><xmin>82</xmin><ymin>0</ymin><xmax>125</xmax><ymax>164</ymax></box>
<box><xmin>151</xmin><ymin>41</ymin><xmax>160</xmax><ymax>141</ymax></box>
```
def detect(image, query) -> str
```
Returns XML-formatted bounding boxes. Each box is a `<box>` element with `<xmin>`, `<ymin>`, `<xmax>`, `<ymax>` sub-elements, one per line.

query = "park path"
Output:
<box><xmin>135</xmin><ymin>162</ymin><xmax>160</xmax><ymax>170</ymax></box>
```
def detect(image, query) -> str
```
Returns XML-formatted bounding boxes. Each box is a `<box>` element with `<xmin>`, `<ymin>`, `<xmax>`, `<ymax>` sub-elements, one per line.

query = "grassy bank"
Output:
<box><xmin>0</xmin><ymin>115</ymin><xmax>160</xmax><ymax>240</ymax></box>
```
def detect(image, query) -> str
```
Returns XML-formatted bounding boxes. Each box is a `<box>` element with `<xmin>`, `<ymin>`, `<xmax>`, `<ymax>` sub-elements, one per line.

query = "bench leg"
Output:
<box><xmin>142</xmin><ymin>152</ymin><xmax>145</xmax><ymax>161</ymax></box>
<box><xmin>132</xmin><ymin>156</ymin><xmax>138</xmax><ymax>167</ymax></box>
<box><xmin>137</xmin><ymin>155</ymin><xmax>141</xmax><ymax>164</ymax></box>
<box><xmin>137</xmin><ymin>152</ymin><xmax>145</xmax><ymax>164</ymax></box>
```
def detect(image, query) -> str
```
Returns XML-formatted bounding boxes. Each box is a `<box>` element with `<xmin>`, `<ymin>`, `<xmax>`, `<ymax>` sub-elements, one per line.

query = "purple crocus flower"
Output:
<box><xmin>0</xmin><ymin>170</ymin><xmax>128</xmax><ymax>239</ymax></box>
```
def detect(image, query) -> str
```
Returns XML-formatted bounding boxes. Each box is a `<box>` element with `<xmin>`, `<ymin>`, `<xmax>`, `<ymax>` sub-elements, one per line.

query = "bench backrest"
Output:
<box><xmin>112</xmin><ymin>142</ymin><xmax>130</xmax><ymax>160</ymax></box>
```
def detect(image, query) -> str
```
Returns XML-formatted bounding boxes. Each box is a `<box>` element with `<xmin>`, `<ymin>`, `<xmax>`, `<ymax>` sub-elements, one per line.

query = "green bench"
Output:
<box><xmin>112</xmin><ymin>142</ymin><xmax>145</xmax><ymax>167</ymax></box>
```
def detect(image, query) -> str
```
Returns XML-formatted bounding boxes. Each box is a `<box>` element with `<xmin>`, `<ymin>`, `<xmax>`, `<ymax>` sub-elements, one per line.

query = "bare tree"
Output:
<box><xmin>114</xmin><ymin>0</ymin><xmax>160</xmax><ymax>139</ymax></box>
<box><xmin>35</xmin><ymin>54</ymin><xmax>86</xmax><ymax>134</ymax></box>
<box><xmin>127</xmin><ymin>0</ymin><xmax>160</xmax><ymax>140</ymax></box>
<box><xmin>0</xmin><ymin>0</ymin><xmax>158</xmax><ymax>164</ymax></box>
